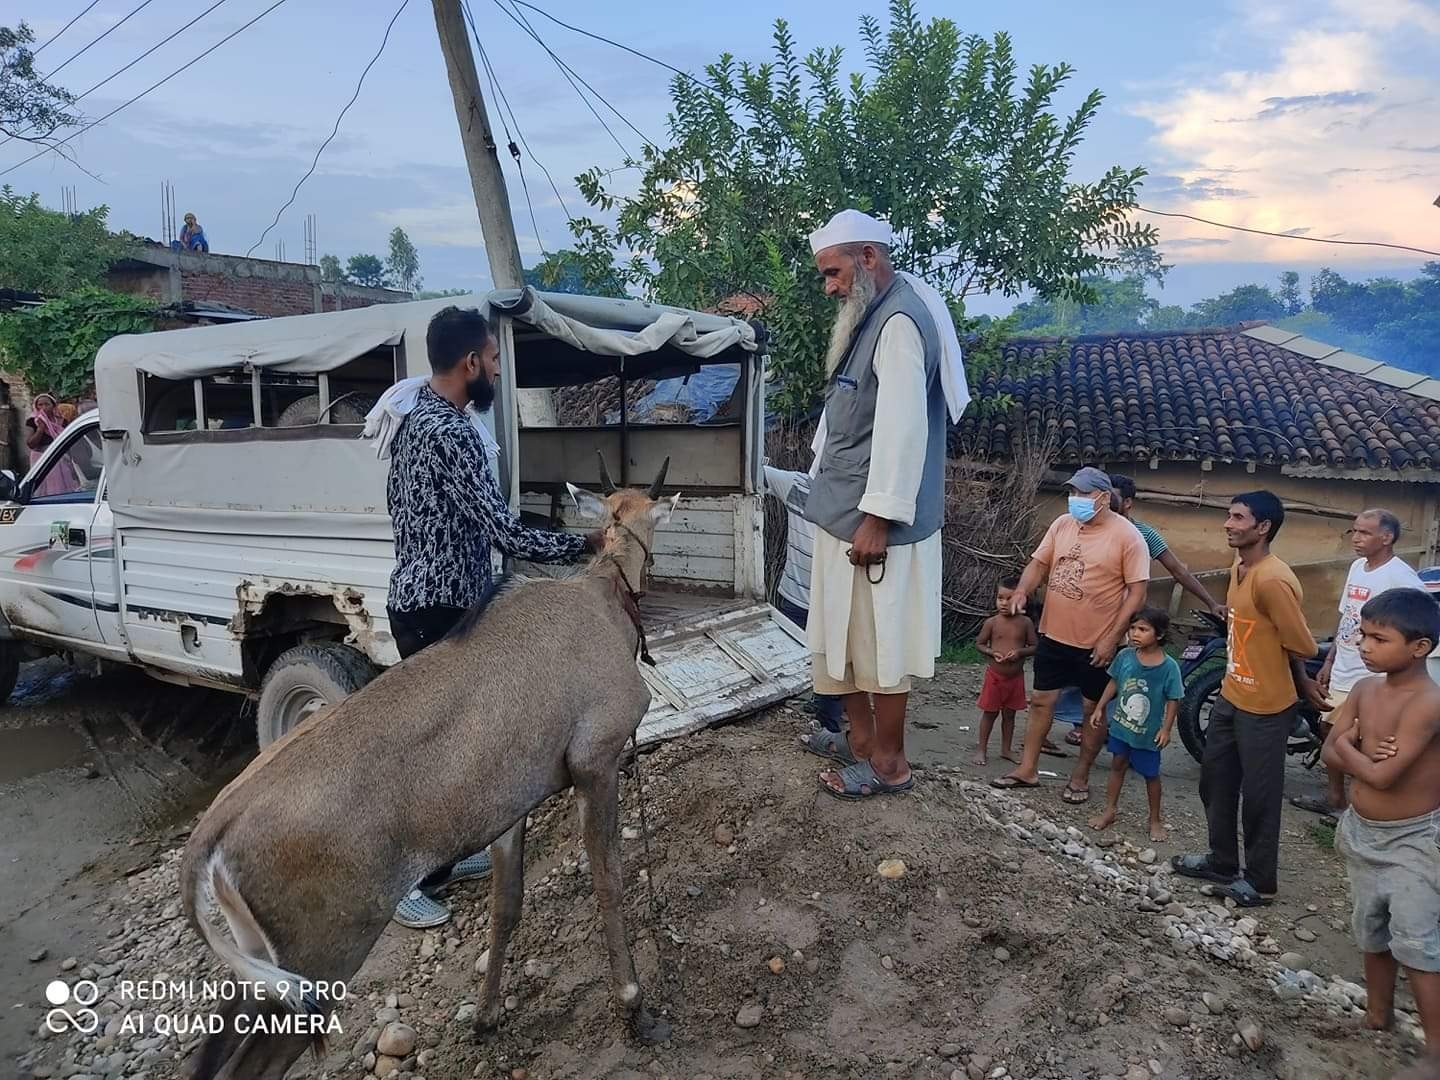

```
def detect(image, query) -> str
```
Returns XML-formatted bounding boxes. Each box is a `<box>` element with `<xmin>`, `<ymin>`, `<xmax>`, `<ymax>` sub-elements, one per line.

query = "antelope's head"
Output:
<box><xmin>566</xmin><ymin>454</ymin><xmax>680</xmax><ymax>589</ymax></box>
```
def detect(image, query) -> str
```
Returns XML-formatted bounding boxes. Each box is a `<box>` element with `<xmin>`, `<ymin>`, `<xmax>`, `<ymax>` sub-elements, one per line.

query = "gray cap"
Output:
<box><xmin>1066</xmin><ymin>466</ymin><xmax>1113</xmax><ymax>494</ymax></box>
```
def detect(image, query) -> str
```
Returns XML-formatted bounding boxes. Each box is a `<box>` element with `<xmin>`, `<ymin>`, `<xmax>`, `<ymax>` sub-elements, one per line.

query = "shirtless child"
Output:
<box><xmin>1321</xmin><ymin>588</ymin><xmax>1440</xmax><ymax>1056</ymax></box>
<box><xmin>973</xmin><ymin>577</ymin><xmax>1037</xmax><ymax>765</ymax></box>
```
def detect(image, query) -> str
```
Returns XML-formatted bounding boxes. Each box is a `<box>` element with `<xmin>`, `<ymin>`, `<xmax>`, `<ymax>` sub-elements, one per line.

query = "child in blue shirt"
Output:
<box><xmin>1087</xmin><ymin>607</ymin><xmax>1184</xmax><ymax>841</ymax></box>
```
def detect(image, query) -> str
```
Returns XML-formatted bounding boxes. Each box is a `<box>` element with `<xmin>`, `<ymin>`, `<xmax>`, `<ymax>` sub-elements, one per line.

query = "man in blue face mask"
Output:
<box><xmin>993</xmin><ymin>467</ymin><xmax>1151</xmax><ymax>801</ymax></box>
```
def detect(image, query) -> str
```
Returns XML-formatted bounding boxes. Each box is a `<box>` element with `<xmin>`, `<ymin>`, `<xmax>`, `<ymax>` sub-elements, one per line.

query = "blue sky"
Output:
<box><xmin>5</xmin><ymin>0</ymin><xmax>1438</xmax><ymax>314</ymax></box>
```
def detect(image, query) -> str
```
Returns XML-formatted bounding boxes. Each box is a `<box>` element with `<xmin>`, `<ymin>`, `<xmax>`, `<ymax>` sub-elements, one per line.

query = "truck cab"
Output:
<box><xmin>0</xmin><ymin>289</ymin><xmax>809</xmax><ymax>746</ymax></box>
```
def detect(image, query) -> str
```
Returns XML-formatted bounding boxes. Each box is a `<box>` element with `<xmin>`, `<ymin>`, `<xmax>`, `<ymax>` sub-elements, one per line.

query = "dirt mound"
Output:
<box><xmin>18</xmin><ymin>705</ymin><xmax>1418</xmax><ymax>1080</ymax></box>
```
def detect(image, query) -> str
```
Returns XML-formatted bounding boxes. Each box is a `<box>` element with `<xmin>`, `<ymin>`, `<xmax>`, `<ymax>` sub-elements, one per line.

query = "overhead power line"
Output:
<box><xmin>491</xmin><ymin>0</ymin><xmax>655</xmax><ymax>154</ymax></box>
<box><xmin>247</xmin><ymin>0</ymin><xmax>409</xmax><ymax>256</ymax></box>
<box><xmin>507</xmin><ymin>3</ymin><xmax>1440</xmax><ymax>261</ymax></box>
<box><xmin>467</xmin><ymin>14</ymin><xmax>547</xmax><ymax>255</ymax></box>
<box><xmin>0</xmin><ymin>0</ymin><xmax>232</xmax><ymax>148</ymax></box>
<box><xmin>1</xmin><ymin>0</ymin><xmax>288</xmax><ymax>178</ymax></box>
<box><xmin>461</xmin><ymin>0</ymin><xmax>574</xmax><ymax>229</ymax></box>
<box><xmin>44</xmin><ymin>0</ymin><xmax>159</xmax><ymax>81</ymax></box>
<box><xmin>1136</xmin><ymin>207</ymin><xmax>1440</xmax><ymax>259</ymax></box>
<box><xmin>31</xmin><ymin>0</ymin><xmax>104</xmax><ymax>56</ymax></box>
<box><xmin>510</xmin><ymin>0</ymin><xmax>738</xmax><ymax>104</ymax></box>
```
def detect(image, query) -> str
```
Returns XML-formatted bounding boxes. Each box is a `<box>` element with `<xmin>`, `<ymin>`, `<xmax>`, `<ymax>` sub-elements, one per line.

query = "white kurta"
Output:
<box><xmin>807</xmin><ymin>313</ymin><xmax>943</xmax><ymax>692</ymax></box>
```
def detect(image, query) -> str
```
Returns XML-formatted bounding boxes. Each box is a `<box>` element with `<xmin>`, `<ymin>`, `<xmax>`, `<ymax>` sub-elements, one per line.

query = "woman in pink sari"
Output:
<box><xmin>24</xmin><ymin>395</ymin><xmax>79</xmax><ymax>498</ymax></box>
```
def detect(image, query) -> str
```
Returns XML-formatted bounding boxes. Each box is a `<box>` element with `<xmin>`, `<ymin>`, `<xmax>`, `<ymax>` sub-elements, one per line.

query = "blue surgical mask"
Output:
<box><xmin>1069</xmin><ymin>494</ymin><xmax>1099</xmax><ymax>523</ymax></box>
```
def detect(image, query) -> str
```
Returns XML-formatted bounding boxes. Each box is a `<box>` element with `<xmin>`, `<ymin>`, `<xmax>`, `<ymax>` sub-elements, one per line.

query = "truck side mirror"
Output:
<box><xmin>0</xmin><ymin>470</ymin><xmax>16</xmax><ymax>502</ymax></box>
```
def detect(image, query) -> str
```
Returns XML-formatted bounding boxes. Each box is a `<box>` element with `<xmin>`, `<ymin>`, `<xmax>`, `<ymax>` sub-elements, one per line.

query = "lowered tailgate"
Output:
<box><xmin>635</xmin><ymin>602</ymin><xmax>810</xmax><ymax>746</ymax></box>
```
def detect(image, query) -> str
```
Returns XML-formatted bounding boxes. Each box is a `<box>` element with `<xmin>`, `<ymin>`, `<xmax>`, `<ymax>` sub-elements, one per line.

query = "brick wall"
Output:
<box><xmin>106</xmin><ymin>248</ymin><xmax>411</xmax><ymax>317</ymax></box>
<box><xmin>181</xmin><ymin>271</ymin><xmax>316</xmax><ymax>318</ymax></box>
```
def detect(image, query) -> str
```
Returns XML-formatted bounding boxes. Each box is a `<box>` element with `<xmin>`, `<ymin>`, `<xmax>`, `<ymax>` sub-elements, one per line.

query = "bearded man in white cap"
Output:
<box><xmin>798</xmin><ymin>209</ymin><xmax>969</xmax><ymax>799</ymax></box>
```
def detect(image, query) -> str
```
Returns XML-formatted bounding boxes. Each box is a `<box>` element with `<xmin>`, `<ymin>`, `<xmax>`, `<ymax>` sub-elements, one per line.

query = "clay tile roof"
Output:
<box><xmin>953</xmin><ymin>326</ymin><xmax>1440</xmax><ymax>473</ymax></box>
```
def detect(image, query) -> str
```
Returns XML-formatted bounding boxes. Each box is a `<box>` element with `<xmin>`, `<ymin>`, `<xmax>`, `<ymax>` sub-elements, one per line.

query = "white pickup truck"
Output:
<box><xmin>0</xmin><ymin>289</ymin><xmax>808</xmax><ymax>746</ymax></box>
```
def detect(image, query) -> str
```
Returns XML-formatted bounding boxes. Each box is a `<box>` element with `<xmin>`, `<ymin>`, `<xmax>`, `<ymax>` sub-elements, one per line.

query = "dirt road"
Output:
<box><xmin>5</xmin><ymin>663</ymin><xmax>1426</xmax><ymax>1079</ymax></box>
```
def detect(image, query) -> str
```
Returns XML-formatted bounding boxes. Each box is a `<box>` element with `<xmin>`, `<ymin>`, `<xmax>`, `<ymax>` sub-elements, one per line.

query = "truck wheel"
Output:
<box><xmin>0</xmin><ymin>641</ymin><xmax>19</xmax><ymax>704</ymax></box>
<box><xmin>276</xmin><ymin>394</ymin><xmax>374</xmax><ymax>427</ymax></box>
<box><xmin>256</xmin><ymin>643</ymin><xmax>375</xmax><ymax>747</ymax></box>
<box><xmin>1177</xmin><ymin>665</ymin><xmax>1225</xmax><ymax>765</ymax></box>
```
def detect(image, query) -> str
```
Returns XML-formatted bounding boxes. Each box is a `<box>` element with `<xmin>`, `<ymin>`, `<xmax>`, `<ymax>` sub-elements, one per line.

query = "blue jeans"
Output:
<box><xmin>777</xmin><ymin>595</ymin><xmax>844</xmax><ymax>732</ymax></box>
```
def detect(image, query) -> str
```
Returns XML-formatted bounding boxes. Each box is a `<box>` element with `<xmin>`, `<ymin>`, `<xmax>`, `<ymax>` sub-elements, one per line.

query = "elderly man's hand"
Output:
<box><xmin>849</xmin><ymin>514</ymin><xmax>889</xmax><ymax>567</ymax></box>
<box><xmin>1007</xmin><ymin>589</ymin><xmax>1029</xmax><ymax>616</ymax></box>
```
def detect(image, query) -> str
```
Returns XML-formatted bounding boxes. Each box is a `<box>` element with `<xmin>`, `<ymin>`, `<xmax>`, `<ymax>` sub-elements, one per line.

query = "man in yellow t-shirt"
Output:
<box><xmin>1172</xmin><ymin>491</ymin><xmax>1323</xmax><ymax>907</ymax></box>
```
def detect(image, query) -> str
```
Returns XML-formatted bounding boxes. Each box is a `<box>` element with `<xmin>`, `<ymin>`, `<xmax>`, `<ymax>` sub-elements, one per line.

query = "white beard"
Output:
<box><xmin>824</xmin><ymin>268</ymin><xmax>878</xmax><ymax>375</ymax></box>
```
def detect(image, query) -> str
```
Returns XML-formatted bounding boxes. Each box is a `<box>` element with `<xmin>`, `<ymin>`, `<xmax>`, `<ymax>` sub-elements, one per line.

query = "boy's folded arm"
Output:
<box><xmin>1332</xmin><ymin>696</ymin><xmax>1439</xmax><ymax>789</ymax></box>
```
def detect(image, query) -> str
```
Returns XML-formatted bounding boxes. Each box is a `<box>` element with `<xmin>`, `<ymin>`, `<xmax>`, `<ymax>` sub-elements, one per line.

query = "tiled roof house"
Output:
<box><xmin>954</xmin><ymin>323</ymin><xmax>1440</xmax><ymax>588</ymax></box>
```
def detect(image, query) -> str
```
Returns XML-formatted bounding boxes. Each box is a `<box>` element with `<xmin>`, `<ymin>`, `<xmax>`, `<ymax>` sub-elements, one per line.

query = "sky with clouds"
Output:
<box><xmin>4</xmin><ymin>0</ymin><xmax>1437</xmax><ymax>314</ymax></box>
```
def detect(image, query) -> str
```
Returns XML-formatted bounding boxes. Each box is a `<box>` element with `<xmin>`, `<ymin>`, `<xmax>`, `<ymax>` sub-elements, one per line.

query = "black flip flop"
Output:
<box><xmin>1170</xmin><ymin>854</ymin><xmax>1235</xmax><ymax>885</ymax></box>
<box><xmin>1218</xmin><ymin>880</ymin><xmax>1273</xmax><ymax>907</ymax></box>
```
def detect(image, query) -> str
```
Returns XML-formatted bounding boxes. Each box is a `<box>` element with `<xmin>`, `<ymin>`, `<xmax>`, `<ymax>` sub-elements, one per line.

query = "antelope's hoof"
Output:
<box><xmin>630</xmin><ymin>1007</ymin><xmax>672</xmax><ymax>1045</ymax></box>
<box><xmin>470</xmin><ymin>1012</ymin><xmax>501</xmax><ymax>1043</ymax></box>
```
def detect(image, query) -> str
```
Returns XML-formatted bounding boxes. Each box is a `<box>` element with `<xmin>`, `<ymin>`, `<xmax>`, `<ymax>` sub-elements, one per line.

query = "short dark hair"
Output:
<box><xmin>1110</xmin><ymin>474</ymin><xmax>1137</xmax><ymax>502</ymax></box>
<box><xmin>1359</xmin><ymin>508</ymin><xmax>1402</xmax><ymax>544</ymax></box>
<box><xmin>426</xmin><ymin>306</ymin><xmax>491</xmax><ymax>373</ymax></box>
<box><xmin>1360</xmin><ymin>588</ymin><xmax>1440</xmax><ymax>648</ymax></box>
<box><xmin>999</xmin><ymin>574</ymin><xmax>1020</xmax><ymax>589</ymax></box>
<box><xmin>1131</xmin><ymin>606</ymin><xmax>1171</xmax><ymax>642</ymax></box>
<box><xmin>1232</xmin><ymin>490</ymin><xmax>1286</xmax><ymax>542</ymax></box>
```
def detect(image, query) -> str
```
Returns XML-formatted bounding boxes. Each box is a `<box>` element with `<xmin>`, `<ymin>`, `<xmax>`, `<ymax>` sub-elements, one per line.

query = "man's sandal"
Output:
<box><xmin>799</xmin><ymin>726</ymin><xmax>857</xmax><ymax>766</ymax></box>
<box><xmin>819</xmin><ymin>759</ymin><xmax>913</xmax><ymax>800</ymax></box>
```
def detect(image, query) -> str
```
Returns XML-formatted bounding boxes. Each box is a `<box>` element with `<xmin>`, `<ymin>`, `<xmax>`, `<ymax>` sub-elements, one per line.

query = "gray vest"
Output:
<box><xmin>805</xmin><ymin>277</ymin><xmax>946</xmax><ymax>545</ymax></box>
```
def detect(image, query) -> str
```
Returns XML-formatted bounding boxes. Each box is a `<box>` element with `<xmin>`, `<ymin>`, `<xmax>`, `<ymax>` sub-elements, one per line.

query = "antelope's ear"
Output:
<box><xmin>648</xmin><ymin>492</ymin><xmax>681</xmax><ymax>527</ymax></box>
<box><xmin>566</xmin><ymin>483</ymin><xmax>611</xmax><ymax>524</ymax></box>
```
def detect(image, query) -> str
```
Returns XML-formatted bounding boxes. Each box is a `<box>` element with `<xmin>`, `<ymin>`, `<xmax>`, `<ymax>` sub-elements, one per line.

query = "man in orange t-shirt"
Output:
<box><xmin>1172</xmin><ymin>491</ymin><xmax>1324</xmax><ymax>907</ymax></box>
<box><xmin>994</xmin><ymin>467</ymin><xmax>1150</xmax><ymax>798</ymax></box>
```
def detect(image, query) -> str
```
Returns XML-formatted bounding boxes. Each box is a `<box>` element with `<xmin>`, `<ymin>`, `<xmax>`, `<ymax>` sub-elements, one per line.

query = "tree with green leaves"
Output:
<box><xmin>0</xmin><ymin>187</ymin><xmax>127</xmax><ymax>294</ymax></box>
<box><xmin>386</xmin><ymin>227</ymin><xmax>422</xmax><ymax>293</ymax></box>
<box><xmin>345</xmin><ymin>253</ymin><xmax>387</xmax><ymax>288</ymax></box>
<box><xmin>1</xmin><ymin>23</ymin><xmax>80</xmax><ymax>148</ymax></box>
<box><xmin>318</xmin><ymin>253</ymin><xmax>346</xmax><ymax>283</ymax></box>
<box><xmin>1277</xmin><ymin>271</ymin><xmax>1303</xmax><ymax>316</ymax></box>
<box><xmin>524</xmin><ymin>249</ymin><xmax>624</xmax><ymax>296</ymax></box>
<box><xmin>567</xmin><ymin>1</ymin><xmax>1155</xmax><ymax>415</ymax></box>
<box><xmin>1188</xmin><ymin>283</ymin><xmax>1283</xmax><ymax>326</ymax></box>
<box><xmin>0</xmin><ymin>288</ymin><xmax>158</xmax><ymax>397</ymax></box>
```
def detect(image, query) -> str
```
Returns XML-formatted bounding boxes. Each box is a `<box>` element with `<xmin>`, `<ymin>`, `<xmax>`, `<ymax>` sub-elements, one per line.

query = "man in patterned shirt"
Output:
<box><xmin>385</xmin><ymin>305</ymin><xmax>597</xmax><ymax>927</ymax></box>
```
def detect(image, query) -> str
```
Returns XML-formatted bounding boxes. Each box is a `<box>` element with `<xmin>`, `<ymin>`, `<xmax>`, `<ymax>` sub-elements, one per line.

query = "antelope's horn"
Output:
<box><xmin>648</xmin><ymin>456</ymin><xmax>671</xmax><ymax>499</ymax></box>
<box><xmin>596</xmin><ymin>451</ymin><xmax>618</xmax><ymax>495</ymax></box>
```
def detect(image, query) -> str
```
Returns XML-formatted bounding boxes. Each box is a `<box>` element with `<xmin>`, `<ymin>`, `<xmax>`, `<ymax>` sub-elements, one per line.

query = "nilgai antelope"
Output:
<box><xmin>180</xmin><ymin>457</ymin><xmax>678</xmax><ymax>1079</ymax></box>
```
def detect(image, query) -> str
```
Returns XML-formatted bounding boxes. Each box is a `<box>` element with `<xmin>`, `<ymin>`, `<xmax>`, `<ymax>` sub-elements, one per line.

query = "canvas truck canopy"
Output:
<box><xmin>94</xmin><ymin>289</ymin><xmax>761</xmax><ymax>539</ymax></box>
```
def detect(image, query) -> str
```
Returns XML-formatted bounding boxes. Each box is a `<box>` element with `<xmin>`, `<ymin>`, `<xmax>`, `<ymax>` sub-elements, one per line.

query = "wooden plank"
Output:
<box><xmin>519</xmin><ymin>426</ymin><xmax>744</xmax><ymax>490</ymax></box>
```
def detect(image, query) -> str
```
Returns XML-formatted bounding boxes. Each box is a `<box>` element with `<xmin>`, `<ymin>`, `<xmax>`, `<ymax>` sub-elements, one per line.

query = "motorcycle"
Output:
<box><xmin>1174</xmin><ymin>610</ymin><xmax>1331</xmax><ymax>766</ymax></box>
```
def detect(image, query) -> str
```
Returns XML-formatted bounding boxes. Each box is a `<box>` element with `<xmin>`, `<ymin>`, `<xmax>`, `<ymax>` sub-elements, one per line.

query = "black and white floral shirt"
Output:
<box><xmin>386</xmin><ymin>385</ymin><xmax>587</xmax><ymax>612</ymax></box>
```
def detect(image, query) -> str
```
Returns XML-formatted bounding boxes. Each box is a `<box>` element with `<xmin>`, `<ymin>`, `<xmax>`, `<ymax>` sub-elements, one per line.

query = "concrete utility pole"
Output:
<box><xmin>431</xmin><ymin>0</ymin><xmax>524</xmax><ymax>289</ymax></box>
<box><xmin>430</xmin><ymin>0</ymin><xmax>557</xmax><ymax>470</ymax></box>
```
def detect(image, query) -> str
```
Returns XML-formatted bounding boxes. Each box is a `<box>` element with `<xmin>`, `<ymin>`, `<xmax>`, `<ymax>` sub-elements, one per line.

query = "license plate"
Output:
<box><xmin>1181</xmin><ymin>644</ymin><xmax>1204</xmax><ymax>660</ymax></box>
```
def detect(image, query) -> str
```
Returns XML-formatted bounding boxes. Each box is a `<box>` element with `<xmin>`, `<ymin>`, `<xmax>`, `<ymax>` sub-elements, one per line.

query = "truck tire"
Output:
<box><xmin>256</xmin><ymin>643</ymin><xmax>375</xmax><ymax>747</ymax></box>
<box><xmin>276</xmin><ymin>393</ymin><xmax>374</xmax><ymax>427</ymax></box>
<box><xmin>1177</xmin><ymin>665</ymin><xmax>1225</xmax><ymax>765</ymax></box>
<box><xmin>0</xmin><ymin>641</ymin><xmax>19</xmax><ymax>704</ymax></box>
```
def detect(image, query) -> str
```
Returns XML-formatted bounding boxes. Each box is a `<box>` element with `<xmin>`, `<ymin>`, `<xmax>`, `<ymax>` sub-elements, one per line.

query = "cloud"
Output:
<box><xmin>1165</xmin><ymin>237</ymin><xmax>1232</xmax><ymax>249</ymax></box>
<box><xmin>1133</xmin><ymin>2</ymin><xmax>1439</xmax><ymax>263</ymax></box>
<box><xmin>1254</xmin><ymin>90</ymin><xmax>1376</xmax><ymax>119</ymax></box>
